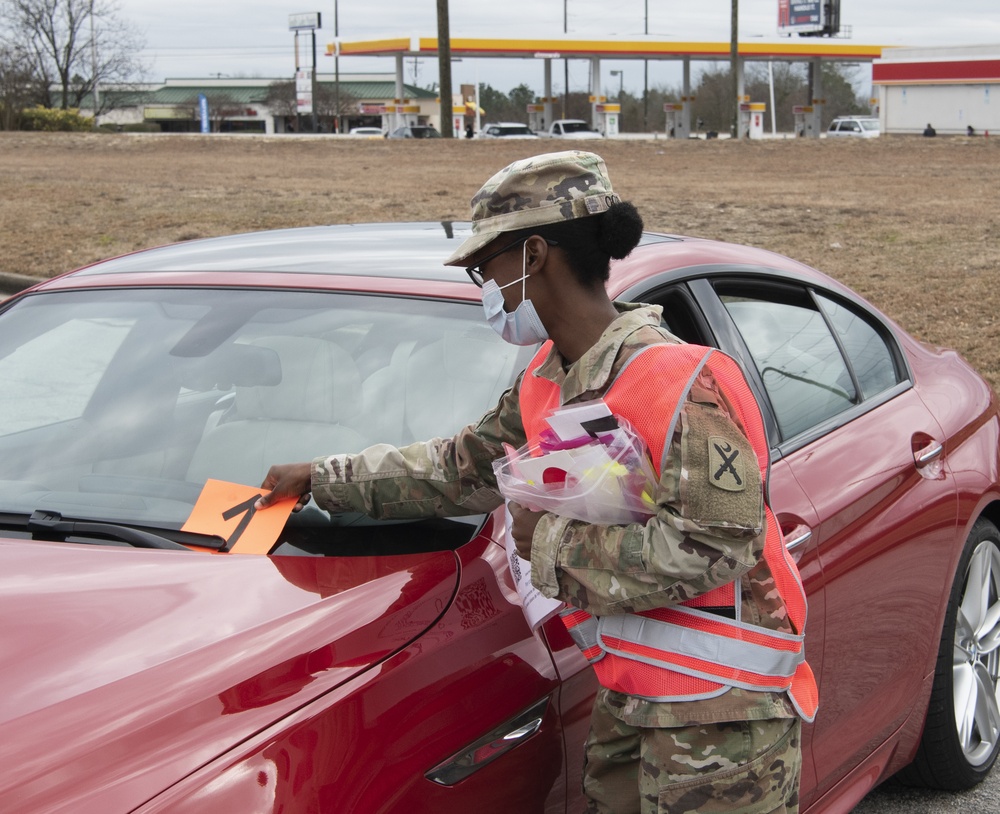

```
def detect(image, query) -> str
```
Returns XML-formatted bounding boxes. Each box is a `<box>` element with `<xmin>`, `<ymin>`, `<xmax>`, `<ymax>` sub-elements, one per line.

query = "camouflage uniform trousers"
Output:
<box><xmin>582</xmin><ymin>693</ymin><xmax>801</xmax><ymax>814</ymax></box>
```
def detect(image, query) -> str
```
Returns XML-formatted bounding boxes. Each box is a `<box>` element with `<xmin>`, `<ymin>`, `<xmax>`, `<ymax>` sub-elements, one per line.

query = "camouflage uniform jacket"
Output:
<box><xmin>311</xmin><ymin>302</ymin><xmax>795</xmax><ymax>727</ymax></box>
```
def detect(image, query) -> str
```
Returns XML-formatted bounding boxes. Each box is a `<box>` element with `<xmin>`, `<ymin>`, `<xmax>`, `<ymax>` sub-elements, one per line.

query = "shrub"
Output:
<box><xmin>22</xmin><ymin>106</ymin><xmax>93</xmax><ymax>131</ymax></box>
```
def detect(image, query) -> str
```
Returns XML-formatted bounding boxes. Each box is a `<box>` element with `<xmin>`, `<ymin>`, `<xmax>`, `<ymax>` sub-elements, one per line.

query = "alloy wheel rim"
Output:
<box><xmin>954</xmin><ymin>539</ymin><xmax>1000</xmax><ymax>766</ymax></box>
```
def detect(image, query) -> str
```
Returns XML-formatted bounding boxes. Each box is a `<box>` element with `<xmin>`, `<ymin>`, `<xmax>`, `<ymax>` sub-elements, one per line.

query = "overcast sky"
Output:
<box><xmin>120</xmin><ymin>0</ymin><xmax>1000</xmax><ymax>94</ymax></box>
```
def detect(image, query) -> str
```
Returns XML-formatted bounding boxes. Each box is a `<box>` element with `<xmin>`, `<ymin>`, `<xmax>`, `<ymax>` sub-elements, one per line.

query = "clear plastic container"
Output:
<box><xmin>493</xmin><ymin>413</ymin><xmax>658</xmax><ymax>525</ymax></box>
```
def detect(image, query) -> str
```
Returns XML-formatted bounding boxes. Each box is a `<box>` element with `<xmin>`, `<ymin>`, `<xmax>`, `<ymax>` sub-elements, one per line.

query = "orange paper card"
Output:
<box><xmin>182</xmin><ymin>479</ymin><xmax>298</xmax><ymax>555</ymax></box>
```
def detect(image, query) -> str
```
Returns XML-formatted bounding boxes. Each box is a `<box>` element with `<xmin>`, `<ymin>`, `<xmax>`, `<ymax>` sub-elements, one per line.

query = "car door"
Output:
<box><xmin>635</xmin><ymin>280</ymin><xmax>826</xmax><ymax>804</ymax></box>
<box><xmin>694</xmin><ymin>277</ymin><xmax>957</xmax><ymax>802</ymax></box>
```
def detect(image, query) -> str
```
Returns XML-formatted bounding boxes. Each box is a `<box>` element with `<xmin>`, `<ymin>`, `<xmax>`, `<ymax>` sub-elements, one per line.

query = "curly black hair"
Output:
<box><xmin>512</xmin><ymin>200</ymin><xmax>644</xmax><ymax>288</ymax></box>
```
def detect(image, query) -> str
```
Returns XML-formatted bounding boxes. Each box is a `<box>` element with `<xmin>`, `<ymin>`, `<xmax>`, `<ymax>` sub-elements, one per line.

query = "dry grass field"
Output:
<box><xmin>2</xmin><ymin>131</ymin><xmax>998</xmax><ymax>388</ymax></box>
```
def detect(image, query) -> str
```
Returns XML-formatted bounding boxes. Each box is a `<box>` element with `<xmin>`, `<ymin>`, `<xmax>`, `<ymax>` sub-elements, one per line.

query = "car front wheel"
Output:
<box><xmin>899</xmin><ymin>517</ymin><xmax>1000</xmax><ymax>789</ymax></box>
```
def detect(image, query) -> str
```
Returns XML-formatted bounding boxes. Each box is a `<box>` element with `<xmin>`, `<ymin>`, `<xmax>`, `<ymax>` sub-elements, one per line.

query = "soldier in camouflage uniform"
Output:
<box><xmin>258</xmin><ymin>151</ymin><xmax>806</xmax><ymax>813</ymax></box>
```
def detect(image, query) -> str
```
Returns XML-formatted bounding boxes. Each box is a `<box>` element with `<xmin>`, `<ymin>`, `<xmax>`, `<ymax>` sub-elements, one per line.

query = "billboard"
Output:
<box><xmin>778</xmin><ymin>0</ymin><xmax>840</xmax><ymax>36</ymax></box>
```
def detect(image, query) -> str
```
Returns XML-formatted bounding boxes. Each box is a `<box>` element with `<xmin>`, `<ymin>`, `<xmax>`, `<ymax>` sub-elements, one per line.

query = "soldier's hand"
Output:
<box><xmin>256</xmin><ymin>463</ymin><xmax>312</xmax><ymax>511</ymax></box>
<box><xmin>509</xmin><ymin>501</ymin><xmax>546</xmax><ymax>560</ymax></box>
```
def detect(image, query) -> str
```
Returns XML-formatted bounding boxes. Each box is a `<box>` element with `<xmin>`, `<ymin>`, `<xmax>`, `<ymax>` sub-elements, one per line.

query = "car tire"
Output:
<box><xmin>898</xmin><ymin>517</ymin><xmax>1000</xmax><ymax>790</ymax></box>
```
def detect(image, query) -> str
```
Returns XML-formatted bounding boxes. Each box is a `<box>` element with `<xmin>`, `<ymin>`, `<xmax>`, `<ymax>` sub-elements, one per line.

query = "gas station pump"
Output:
<box><xmin>596</xmin><ymin>103</ymin><xmax>620</xmax><ymax>137</ymax></box>
<box><xmin>745</xmin><ymin>102</ymin><xmax>766</xmax><ymax>139</ymax></box>
<box><xmin>793</xmin><ymin>105</ymin><xmax>811</xmax><ymax>138</ymax></box>
<box><xmin>451</xmin><ymin>105</ymin><xmax>465</xmax><ymax>136</ymax></box>
<box><xmin>738</xmin><ymin>101</ymin><xmax>752</xmax><ymax>139</ymax></box>
<box><xmin>793</xmin><ymin>103</ymin><xmax>823</xmax><ymax>138</ymax></box>
<box><xmin>664</xmin><ymin>103</ymin><xmax>682</xmax><ymax>138</ymax></box>
<box><xmin>527</xmin><ymin>103</ymin><xmax>545</xmax><ymax>134</ymax></box>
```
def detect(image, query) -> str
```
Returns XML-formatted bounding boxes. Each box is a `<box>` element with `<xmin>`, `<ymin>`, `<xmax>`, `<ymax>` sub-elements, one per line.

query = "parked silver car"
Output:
<box><xmin>827</xmin><ymin>116</ymin><xmax>880</xmax><ymax>138</ymax></box>
<box><xmin>477</xmin><ymin>122</ymin><xmax>539</xmax><ymax>139</ymax></box>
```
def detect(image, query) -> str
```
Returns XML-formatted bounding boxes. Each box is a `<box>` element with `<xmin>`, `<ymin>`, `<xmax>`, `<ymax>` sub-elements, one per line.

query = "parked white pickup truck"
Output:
<box><xmin>540</xmin><ymin>119</ymin><xmax>603</xmax><ymax>138</ymax></box>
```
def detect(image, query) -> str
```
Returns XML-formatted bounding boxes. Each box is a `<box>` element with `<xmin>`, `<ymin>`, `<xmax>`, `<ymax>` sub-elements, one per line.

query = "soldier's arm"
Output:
<box><xmin>529</xmin><ymin>397</ymin><xmax>765</xmax><ymax>615</ymax></box>
<box><xmin>308</xmin><ymin>376</ymin><xmax>527</xmax><ymax>519</ymax></box>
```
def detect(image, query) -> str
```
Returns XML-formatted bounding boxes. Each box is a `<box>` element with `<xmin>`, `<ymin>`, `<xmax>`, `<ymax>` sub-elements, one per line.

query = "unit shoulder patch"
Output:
<box><xmin>708</xmin><ymin>436</ymin><xmax>746</xmax><ymax>492</ymax></box>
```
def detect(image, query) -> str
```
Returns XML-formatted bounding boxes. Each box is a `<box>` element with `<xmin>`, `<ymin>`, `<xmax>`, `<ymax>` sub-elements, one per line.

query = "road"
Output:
<box><xmin>851</xmin><ymin>769</ymin><xmax>1000</xmax><ymax>812</ymax></box>
<box><xmin>0</xmin><ymin>273</ymin><xmax>37</xmax><ymax>297</ymax></box>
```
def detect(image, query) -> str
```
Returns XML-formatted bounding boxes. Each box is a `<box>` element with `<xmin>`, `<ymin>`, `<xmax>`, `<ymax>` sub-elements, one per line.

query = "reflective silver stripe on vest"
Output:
<box><xmin>597</xmin><ymin>608</ymin><xmax>805</xmax><ymax>679</ymax></box>
<box><xmin>560</xmin><ymin>609</ymin><xmax>604</xmax><ymax>662</ymax></box>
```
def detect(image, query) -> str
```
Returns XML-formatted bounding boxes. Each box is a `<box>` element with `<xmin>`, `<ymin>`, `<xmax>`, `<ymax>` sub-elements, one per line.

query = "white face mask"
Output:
<box><xmin>480</xmin><ymin>243</ymin><xmax>549</xmax><ymax>346</ymax></box>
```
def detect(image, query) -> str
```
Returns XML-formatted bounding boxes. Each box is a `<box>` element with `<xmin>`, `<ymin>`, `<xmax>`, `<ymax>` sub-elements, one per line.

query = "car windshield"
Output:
<box><xmin>499</xmin><ymin>125</ymin><xmax>533</xmax><ymax>136</ymax></box>
<box><xmin>562</xmin><ymin>121</ymin><xmax>592</xmax><ymax>133</ymax></box>
<box><xmin>0</xmin><ymin>288</ymin><xmax>530</xmax><ymax>536</ymax></box>
<box><xmin>859</xmin><ymin>119</ymin><xmax>879</xmax><ymax>132</ymax></box>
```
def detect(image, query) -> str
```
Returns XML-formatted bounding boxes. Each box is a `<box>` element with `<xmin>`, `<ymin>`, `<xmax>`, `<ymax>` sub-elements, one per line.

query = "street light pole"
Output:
<box><xmin>89</xmin><ymin>0</ymin><xmax>100</xmax><ymax>123</ymax></box>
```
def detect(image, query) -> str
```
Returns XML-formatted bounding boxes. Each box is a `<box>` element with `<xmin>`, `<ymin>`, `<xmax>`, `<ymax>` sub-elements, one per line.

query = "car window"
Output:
<box><xmin>0</xmin><ymin>314</ymin><xmax>133</xmax><ymax>433</ymax></box>
<box><xmin>816</xmin><ymin>293</ymin><xmax>900</xmax><ymax>399</ymax></box>
<box><xmin>0</xmin><ymin>289</ymin><xmax>532</xmax><ymax>529</ymax></box>
<box><xmin>719</xmin><ymin>290</ymin><xmax>856</xmax><ymax>439</ymax></box>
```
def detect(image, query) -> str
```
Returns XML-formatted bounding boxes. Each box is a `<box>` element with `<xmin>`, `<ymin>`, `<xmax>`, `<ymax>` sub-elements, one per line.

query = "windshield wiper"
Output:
<box><xmin>26</xmin><ymin>509</ymin><xmax>196</xmax><ymax>551</ymax></box>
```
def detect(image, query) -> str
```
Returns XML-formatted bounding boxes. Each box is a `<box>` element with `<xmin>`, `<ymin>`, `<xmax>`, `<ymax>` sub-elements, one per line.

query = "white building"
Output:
<box><xmin>873</xmin><ymin>44</ymin><xmax>1000</xmax><ymax>135</ymax></box>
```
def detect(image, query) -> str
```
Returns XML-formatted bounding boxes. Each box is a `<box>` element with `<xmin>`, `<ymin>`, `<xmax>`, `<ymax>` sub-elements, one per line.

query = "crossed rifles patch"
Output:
<box><xmin>708</xmin><ymin>436</ymin><xmax>746</xmax><ymax>492</ymax></box>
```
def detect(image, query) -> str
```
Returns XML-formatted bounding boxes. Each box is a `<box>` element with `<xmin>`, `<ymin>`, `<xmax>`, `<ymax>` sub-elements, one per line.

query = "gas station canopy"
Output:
<box><xmin>327</xmin><ymin>36</ymin><xmax>886</xmax><ymax>139</ymax></box>
<box><xmin>329</xmin><ymin>36</ymin><xmax>885</xmax><ymax>62</ymax></box>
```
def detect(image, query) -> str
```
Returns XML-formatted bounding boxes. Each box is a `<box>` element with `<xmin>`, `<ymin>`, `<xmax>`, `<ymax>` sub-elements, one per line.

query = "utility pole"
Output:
<box><xmin>563</xmin><ymin>0</ymin><xmax>568</xmax><ymax>119</ymax></box>
<box><xmin>334</xmin><ymin>0</ymin><xmax>340</xmax><ymax>133</ymax></box>
<box><xmin>643</xmin><ymin>0</ymin><xmax>648</xmax><ymax>131</ymax></box>
<box><xmin>436</xmin><ymin>0</ymin><xmax>454</xmax><ymax>137</ymax></box>
<box><xmin>730</xmin><ymin>0</ymin><xmax>740</xmax><ymax>139</ymax></box>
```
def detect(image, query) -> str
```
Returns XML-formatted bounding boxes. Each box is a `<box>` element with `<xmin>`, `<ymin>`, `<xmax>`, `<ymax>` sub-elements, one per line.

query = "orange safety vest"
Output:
<box><xmin>519</xmin><ymin>339</ymin><xmax>818</xmax><ymax>722</ymax></box>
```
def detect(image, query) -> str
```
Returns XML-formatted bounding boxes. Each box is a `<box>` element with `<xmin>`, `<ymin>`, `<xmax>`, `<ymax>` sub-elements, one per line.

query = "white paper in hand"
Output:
<box><xmin>504</xmin><ymin>503</ymin><xmax>563</xmax><ymax>632</ymax></box>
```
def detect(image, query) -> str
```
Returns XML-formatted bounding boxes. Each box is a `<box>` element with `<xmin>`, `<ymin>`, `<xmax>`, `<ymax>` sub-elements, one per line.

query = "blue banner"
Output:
<box><xmin>198</xmin><ymin>94</ymin><xmax>210</xmax><ymax>134</ymax></box>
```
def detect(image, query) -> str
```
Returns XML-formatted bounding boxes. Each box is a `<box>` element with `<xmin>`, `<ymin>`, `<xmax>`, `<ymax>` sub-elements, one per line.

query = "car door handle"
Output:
<box><xmin>425</xmin><ymin>697</ymin><xmax>549</xmax><ymax>786</ymax></box>
<box><xmin>785</xmin><ymin>528</ymin><xmax>812</xmax><ymax>552</ymax></box>
<box><xmin>912</xmin><ymin>436</ymin><xmax>945</xmax><ymax>480</ymax></box>
<box><xmin>778</xmin><ymin>518</ymin><xmax>813</xmax><ymax>554</ymax></box>
<box><xmin>914</xmin><ymin>441</ymin><xmax>944</xmax><ymax>468</ymax></box>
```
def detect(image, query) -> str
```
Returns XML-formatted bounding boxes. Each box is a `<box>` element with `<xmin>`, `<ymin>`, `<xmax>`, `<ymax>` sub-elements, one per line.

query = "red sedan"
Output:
<box><xmin>1</xmin><ymin>223</ymin><xmax>998</xmax><ymax>812</ymax></box>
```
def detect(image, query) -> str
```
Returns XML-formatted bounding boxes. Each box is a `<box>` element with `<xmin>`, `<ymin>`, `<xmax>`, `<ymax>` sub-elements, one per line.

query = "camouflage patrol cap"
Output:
<box><xmin>443</xmin><ymin>150</ymin><xmax>621</xmax><ymax>266</ymax></box>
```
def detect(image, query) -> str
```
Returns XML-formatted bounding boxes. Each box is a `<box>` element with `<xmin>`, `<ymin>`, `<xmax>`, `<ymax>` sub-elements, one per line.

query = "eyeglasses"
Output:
<box><xmin>464</xmin><ymin>236</ymin><xmax>558</xmax><ymax>287</ymax></box>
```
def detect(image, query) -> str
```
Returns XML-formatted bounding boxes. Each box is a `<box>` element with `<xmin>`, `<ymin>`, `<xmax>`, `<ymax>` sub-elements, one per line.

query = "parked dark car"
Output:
<box><xmin>2</xmin><ymin>222</ymin><xmax>999</xmax><ymax>813</ymax></box>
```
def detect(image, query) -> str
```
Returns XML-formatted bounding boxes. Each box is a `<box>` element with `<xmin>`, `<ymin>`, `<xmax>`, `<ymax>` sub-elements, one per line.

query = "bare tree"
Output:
<box><xmin>265</xmin><ymin>80</ymin><xmax>297</xmax><ymax>121</ymax></box>
<box><xmin>1</xmin><ymin>0</ymin><xmax>143</xmax><ymax>111</ymax></box>
<box><xmin>313</xmin><ymin>83</ymin><xmax>355</xmax><ymax>132</ymax></box>
<box><xmin>266</xmin><ymin>79</ymin><xmax>356</xmax><ymax>132</ymax></box>
<box><xmin>0</xmin><ymin>41</ymin><xmax>46</xmax><ymax>128</ymax></box>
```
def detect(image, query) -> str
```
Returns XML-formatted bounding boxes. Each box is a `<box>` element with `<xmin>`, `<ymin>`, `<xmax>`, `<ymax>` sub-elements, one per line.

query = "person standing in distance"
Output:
<box><xmin>257</xmin><ymin>150</ymin><xmax>817</xmax><ymax>813</ymax></box>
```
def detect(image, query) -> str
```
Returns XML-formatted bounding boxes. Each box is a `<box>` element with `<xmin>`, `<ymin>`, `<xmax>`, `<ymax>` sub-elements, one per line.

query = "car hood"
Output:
<box><xmin>0</xmin><ymin>539</ymin><xmax>459</xmax><ymax>813</ymax></box>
